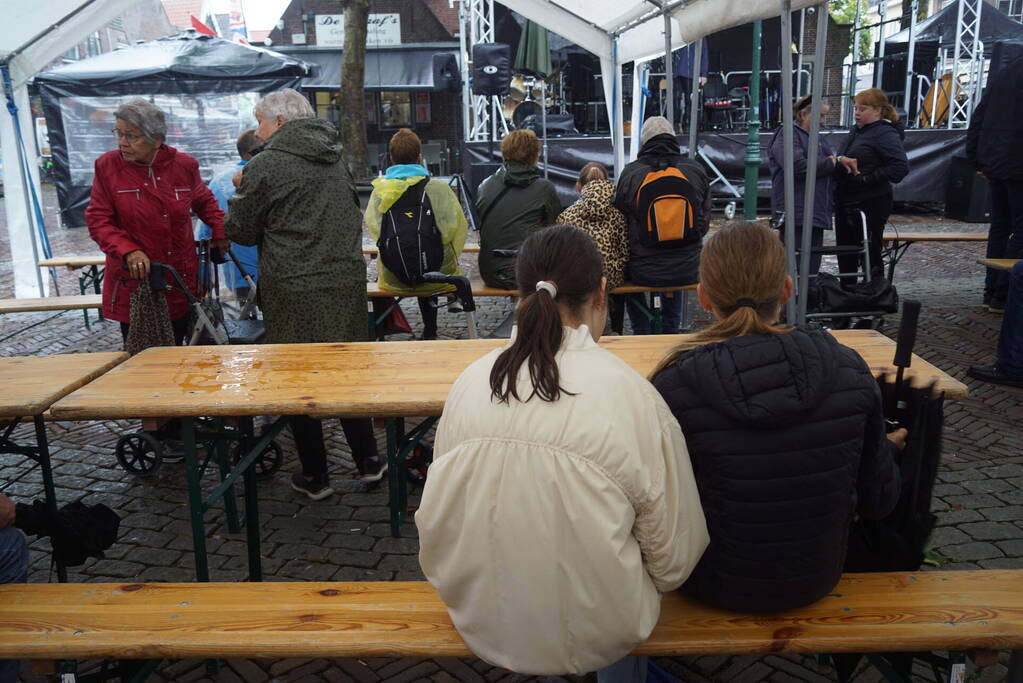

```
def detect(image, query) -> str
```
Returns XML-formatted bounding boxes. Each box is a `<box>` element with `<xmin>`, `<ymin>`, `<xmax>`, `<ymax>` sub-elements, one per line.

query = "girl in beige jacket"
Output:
<box><xmin>416</xmin><ymin>225</ymin><xmax>708</xmax><ymax>679</ymax></box>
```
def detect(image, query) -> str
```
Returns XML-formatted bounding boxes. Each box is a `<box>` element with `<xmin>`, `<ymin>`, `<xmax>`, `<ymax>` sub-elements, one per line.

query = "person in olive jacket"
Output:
<box><xmin>475</xmin><ymin>130</ymin><xmax>561</xmax><ymax>289</ymax></box>
<box><xmin>226</xmin><ymin>89</ymin><xmax>383</xmax><ymax>501</ymax></box>
<box><xmin>650</xmin><ymin>222</ymin><xmax>903</xmax><ymax>613</ymax></box>
<box><xmin>833</xmin><ymin>88</ymin><xmax>909</xmax><ymax>284</ymax></box>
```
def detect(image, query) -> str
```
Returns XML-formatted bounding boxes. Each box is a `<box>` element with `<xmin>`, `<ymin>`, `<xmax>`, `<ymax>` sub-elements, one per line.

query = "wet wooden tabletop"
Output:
<box><xmin>0</xmin><ymin>352</ymin><xmax>128</xmax><ymax>418</ymax></box>
<box><xmin>0</xmin><ymin>571</ymin><xmax>1018</xmax><ymax>660</ymax></box>
<box><xmin>48</xmin><ymin>331</ymin><xmax>965</xmax><ymax>421</ymax></box>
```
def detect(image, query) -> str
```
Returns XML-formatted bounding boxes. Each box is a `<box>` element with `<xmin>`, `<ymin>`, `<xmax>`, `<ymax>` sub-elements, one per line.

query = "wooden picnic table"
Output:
<box><xmin>0</xmin><ymin>352</ymin><xmax>128</xmax><ymax>582</ymax></box>
<box><xmin>978</xmin><ymin>258</ymin><xmax>1020</xmax><ymax>272</ymax></box>
<box><xmin>48</xmin><ymin>331</ymin><xmax>966</xmax><ymax>580</ymax></box>
<box><xmin>881</xmin><ymin>231</ymin><xmax>987</xmax><ymax>281</ymax></box>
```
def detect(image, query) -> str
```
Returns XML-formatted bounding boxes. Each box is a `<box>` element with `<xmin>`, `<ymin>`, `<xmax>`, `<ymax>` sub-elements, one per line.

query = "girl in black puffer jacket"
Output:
<box><xmin>650</xmin><ymin>222</ymin><xmax>904</xmax><ymax>613</ymax></box>
<box><xmin>834</xmin><ymin>88</ymin><xmax>909</xmax><ymax>283</ymax></box>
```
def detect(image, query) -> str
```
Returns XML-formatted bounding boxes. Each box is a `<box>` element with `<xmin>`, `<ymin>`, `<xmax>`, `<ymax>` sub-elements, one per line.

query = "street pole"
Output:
<box><xmin>744</xmin><ymin>20</ymin><xmax>763</xmax><ymax>220</ymax></box>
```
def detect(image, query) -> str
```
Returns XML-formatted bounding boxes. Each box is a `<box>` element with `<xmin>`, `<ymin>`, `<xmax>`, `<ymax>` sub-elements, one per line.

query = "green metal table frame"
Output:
<box><xmin>178</xmin><ymin>415</ymin><xmax>291</xmax><ymax>582</ymax></box>
<box><xmin>0</xmin><ymin>415</ymin><xmax>67</xmax><ymax>582</ymax></box>
<box><xmin>77</xmin><ymin>264</ymin><xmax>104</xmax><ymax>329</ymax></box>
<box><xmin>386</xmin><ymin>416</ymin><xmax>439</xmax><ymax>537</ymax></box>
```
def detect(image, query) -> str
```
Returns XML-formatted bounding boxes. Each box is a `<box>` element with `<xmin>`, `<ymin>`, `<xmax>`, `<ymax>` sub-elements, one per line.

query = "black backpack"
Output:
<box><xmin>378</xmin><ymin>178</ymin><xmax>444</xmax><ymax>286</ymax></box>
<box><xmin>634</xmin><ymin>159</ymin><xmax>702</xmax><ymax>249</ymax></box>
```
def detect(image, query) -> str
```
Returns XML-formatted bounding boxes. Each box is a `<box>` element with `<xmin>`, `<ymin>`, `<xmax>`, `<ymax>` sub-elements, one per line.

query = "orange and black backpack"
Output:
<box><xmin>634</xmin><ymin>160</ymin><xmax>700</xmax><ymax>248</ymax></box>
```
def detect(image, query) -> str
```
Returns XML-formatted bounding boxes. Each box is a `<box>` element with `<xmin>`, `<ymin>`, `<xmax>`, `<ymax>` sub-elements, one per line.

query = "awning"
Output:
<box><xmin>285</xmin><ymin>48</ymin><xmax>458</xmax><ymax>90</ymax></box>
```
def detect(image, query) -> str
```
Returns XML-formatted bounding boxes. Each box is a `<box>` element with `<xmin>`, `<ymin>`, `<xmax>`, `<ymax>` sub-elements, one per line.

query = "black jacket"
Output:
<box><xmin>966</xmin><ymin>56</ymin><xmax>1023</xmax><ymax>180</ymax></box>
<box><xmin>613</xmin><ymin>134</ymin><xmax>711</xmax><ymax>287</ymax></box>
<box><xmin>651</xmin><ymin>328</ymin><xmax>901</xmax><ymax>613</ymax></box>
<box><xmin>834</xmin><ymin>120</ymin><xmax>909</xmax><ymax>205</ymax></box>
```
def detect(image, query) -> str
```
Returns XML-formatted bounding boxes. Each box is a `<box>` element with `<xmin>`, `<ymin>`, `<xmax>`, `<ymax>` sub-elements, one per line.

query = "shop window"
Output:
<box><xmin>413</xmin><ymin>92</ymin><xmax>431</xmax><ymax>125</ymax></box>
<box><xmin>315</xmin><ymin>91</ymin><xmax>379</xmax><ymax>127</ymax></box>
<box><xmin>379</xmin><ymin>91</ymin><xmax>411</xmax><ymax>128</ymax></box>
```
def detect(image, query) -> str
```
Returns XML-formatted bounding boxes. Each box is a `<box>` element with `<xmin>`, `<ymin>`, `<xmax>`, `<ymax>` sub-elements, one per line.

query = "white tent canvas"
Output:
<box><xmin>1</xmin><ymin>0</ymin><xmax>136</xmax><ymax>297</ymax></box>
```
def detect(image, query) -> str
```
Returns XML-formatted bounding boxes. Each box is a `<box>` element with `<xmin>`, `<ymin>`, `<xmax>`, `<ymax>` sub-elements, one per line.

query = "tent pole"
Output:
<box><xmin>541</xmin><ymin>79</ymin><xmax>549</xmax><ymax>178</ymax></box>
<box><xmin>664</xmin><ymin>10</ymin><xmax>674</xmax><ymax>130</ymax></box>
<box><xmin>744</xmin><ymin>20</ymin><xmax>763</xmax><ymax>220</ymax></box>
<box><xmin>797</xmin><ymin>8</ymin><xmax>806</xmax><ymax>95</ymax></box>
<box><xmin>798</xmin><ymin>2</ymin><xmax>829</xmax><ymax>326</ymax></box>
<box><xmin>876</xmin><ymin>0</ymin><xmax>886</xmax><ymax>88</ymax></box>
<box><xmin>687</xmin><ymin>37</ymin><xmax>702</xmax><ymax>159</ymax></box>
<box><xmin>780</xmin><ymin>0</ymin><xmax>797</xmax><ymax>324</ymax></box>
<box><xmin>903</xmin><ymin>0</ymin><xmax>918</xmax><ymax>125</ymax></box>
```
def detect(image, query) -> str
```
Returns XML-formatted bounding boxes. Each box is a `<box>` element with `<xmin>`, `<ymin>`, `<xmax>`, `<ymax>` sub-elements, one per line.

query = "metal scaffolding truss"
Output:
<box><xmin>459</xmin><ymin>0</ymin><xmax>508</xmax><ymax>142</ymax></box>
<box><xmin>948</xmin><ymin>0</ymin><xmax>983</xmax><ymax>129</ymax></box>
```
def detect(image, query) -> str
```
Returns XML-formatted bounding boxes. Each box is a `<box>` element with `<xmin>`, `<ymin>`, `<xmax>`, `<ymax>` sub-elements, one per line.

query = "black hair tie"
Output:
<box><xmin>735</xmin><ymin>298</ymin><xmax>758</xmax><ymax>309</ymax></box>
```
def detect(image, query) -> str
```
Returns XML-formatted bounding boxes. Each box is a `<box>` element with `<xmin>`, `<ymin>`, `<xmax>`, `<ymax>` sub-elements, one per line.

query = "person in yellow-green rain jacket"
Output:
<box><xmin>365</xmin><ymin>129</ymin><xmax>468</xmax><ymax>339</ymax></box>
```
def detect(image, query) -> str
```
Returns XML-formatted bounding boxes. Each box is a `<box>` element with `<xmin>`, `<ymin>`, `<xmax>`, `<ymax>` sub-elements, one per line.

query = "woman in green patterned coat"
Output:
<box><xmin>226</xmin><ymin>89</ymin><xmax>384</xmax><ymax>501</ymax></box>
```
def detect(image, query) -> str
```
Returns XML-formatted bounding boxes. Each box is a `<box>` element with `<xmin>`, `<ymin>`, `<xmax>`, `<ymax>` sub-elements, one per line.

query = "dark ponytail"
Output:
<box><xmin>489</xmin><ymin>225</ymin><xmax>604</xmax><ymax>403</ymax></box>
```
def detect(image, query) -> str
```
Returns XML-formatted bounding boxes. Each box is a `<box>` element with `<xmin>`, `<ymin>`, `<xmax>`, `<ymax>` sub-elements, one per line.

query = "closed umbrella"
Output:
<box><xmin>514</xmin><ymin>19</ymin><xmax>552</xmax><ymax>176</ymax></box>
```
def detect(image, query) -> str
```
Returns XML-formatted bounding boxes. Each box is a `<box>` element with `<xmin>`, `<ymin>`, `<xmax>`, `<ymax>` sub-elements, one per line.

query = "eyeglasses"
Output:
<box><xmin>112</xmin><ymin>128</ymin><xmax>142</xmax><ymax>143</ymax></box>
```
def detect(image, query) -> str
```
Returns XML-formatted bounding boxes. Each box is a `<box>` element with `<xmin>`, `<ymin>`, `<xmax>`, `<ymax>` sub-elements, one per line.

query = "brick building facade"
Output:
<box><xmin>267</xmin><ymin>0</ymin><xmax>462</xmax><ymax>174</ymax></box>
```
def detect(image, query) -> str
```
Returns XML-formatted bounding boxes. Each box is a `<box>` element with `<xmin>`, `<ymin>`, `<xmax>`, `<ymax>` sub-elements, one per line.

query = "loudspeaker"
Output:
<box><xmin>432</xmin><ymin>53</ymin><xmax>460</xmax><ymax>92</ymax></box>
<box><xmin>945</xmin><ymin>156</ymin><xmax>991</xmax><ymax>223</ymax></box>
<box><xmin>987</xmin><ymin>41</ymin><xmax>1023</xmax><ymax>87</ymax></box>
<box><xmin>471</xmin><ymin>43</ymin><xmax>511</xmax><ymax>96</ymax></box>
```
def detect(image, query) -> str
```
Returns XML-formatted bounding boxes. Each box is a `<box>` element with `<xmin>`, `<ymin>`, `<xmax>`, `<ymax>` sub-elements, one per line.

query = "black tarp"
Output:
<box><xmin>33</xmin><ymin>32</ymin><xmax>310</xmax><ymax>228</ymax></box>
<box><xmin>463</xmin><ymin>128</ymin><xmax>966</xmax><ymax>208</ymax></box>
<box><xmin>884</xmin><ymin>2</ymin><xmax>1023</xmax><ymax>55</ymax></box>
<box><xmin>280</xmin><ymin>47</ymin><xmax>458</xmax><ymax>90</ymax></box>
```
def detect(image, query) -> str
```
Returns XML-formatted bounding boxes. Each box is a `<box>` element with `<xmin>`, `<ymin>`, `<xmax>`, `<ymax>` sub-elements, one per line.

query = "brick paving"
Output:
<box><xmin>1</xmin><ymin>188</ymin><xmax>1020</xmax><ymax>682</ymax></box>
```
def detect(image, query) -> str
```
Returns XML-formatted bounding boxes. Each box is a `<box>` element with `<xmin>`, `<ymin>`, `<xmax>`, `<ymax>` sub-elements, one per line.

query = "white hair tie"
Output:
<box><xmin>535</xmin><ymin>281</ymin><xmax>558</xmax><ymax>298</ymax></box>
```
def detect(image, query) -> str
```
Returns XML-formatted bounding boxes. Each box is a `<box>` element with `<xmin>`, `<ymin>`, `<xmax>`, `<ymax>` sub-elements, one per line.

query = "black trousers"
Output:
<box><xmin>291</xmin><ymin>416</ymin><xmax>378</xmax><ymax>481</ymax></box>
<box><xmin>835</xmin><ymin>189</ymin><xmax>893</xmax><ymax>285</ymax></box>
<box><xmin>986</xmin><ymin>177</ymin><xmax>1023</xmax><ymax>300</ymax></box>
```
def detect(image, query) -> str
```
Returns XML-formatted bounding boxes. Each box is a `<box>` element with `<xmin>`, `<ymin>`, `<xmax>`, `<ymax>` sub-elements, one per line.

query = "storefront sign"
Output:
<box><xmin>314</xmin><ymin>14</ymin><xmax>401</xmax><ymax>47</ymax></box>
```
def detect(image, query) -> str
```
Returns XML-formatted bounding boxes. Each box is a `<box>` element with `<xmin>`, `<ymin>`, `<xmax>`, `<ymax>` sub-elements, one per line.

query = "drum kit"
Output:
<box><xmin>501</xmin><ymin>73</ymin><xmax>562</xmax><ymax>129</ymax></box>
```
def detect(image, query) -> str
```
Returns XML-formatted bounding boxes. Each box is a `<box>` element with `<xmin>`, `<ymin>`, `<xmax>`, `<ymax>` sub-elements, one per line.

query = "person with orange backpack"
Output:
<box><xmin>614</xmin><ymin>116</ymin><xmax>711</xmax><ymax>334</ymax></box>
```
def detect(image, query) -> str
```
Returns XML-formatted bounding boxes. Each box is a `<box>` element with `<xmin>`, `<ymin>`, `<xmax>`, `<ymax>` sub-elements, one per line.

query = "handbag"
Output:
<box><xmin>815</xmin><ymin>272</ymin><xmax>899</xmax><ymax>313</ymax></box>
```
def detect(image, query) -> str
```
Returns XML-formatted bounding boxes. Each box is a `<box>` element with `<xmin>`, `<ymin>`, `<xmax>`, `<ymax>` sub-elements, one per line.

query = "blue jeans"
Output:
<box><xmin>0</xmin><ymin>526</ymin><xmax>28</xmax><ymax>683</ymax></box>
<box><xmin>986</xmin><ymin>178</ymin><xmax>1023</xmax><ymax>300</ymax></box>
<box><xmin>997</xmin><ymin>261</ymin><xmax>1023</xmax><ymax>376</ymax></box>
<box><xmin>625</xmin><ymin>292</ymin><xmax>683</xmax><ymax>334</ymax></box>
<box><xmin>597</xmin><ymin>655</ymin><xmax>648</xmax><ymax>683</ymax></box>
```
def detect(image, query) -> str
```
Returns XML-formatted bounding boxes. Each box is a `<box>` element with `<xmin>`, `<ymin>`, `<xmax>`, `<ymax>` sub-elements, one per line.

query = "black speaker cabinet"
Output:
<box><xmin>945</xmin><ymin>156</ymin><xmax>991</xmax><ymax>223</ymax></box>
<box><xmin>432</xmin><ymin>53</ymin><xmax>460</xmax><ymax>92</ymax></box>
<box><xmin>471</xmin><ymin>43</ymin><xmax>512</xmax><ymax>96</ymax></box>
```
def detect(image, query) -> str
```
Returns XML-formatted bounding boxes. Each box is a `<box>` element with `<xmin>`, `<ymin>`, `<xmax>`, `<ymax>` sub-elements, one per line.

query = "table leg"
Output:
<box><xmin>387</xmin><ymin>418</ymin><xmax>402</xmax><ymax>537</ymax></box>
<box><xmin>181</xmin><ymin>418</ymin><xmax>210</xmax><ymax>582</ymax></box>
<box><xmin>212</xmin><ymin>421</ymin><xmax>241</xmax><ymax>534</ymax></box>
<box><xmin>240</xmin><ymin>418</ymin><xmax>262</xmax><ymax>582</ymax></box>
<box><xmin>33</xmin><ymin>416</ymin><xmax>66</xmax><ymax>583</ymax></box>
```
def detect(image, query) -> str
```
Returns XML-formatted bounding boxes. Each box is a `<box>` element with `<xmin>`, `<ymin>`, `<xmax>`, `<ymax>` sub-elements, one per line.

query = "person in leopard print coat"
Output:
<box><xmin>556</xmin><ymin>163</ymin><xmax>629</xmax><ymax>290</ymax></box>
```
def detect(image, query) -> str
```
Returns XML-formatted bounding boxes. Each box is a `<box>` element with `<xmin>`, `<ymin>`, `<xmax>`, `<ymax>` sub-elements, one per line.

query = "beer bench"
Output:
<box><xmin>882</xmin><ymin>231</ymin><xmax>987</xmax><ymax>281</ymax></box>
<box><xmin>1</xmin><ymin>571</ymin><xmax>1020</xmax><ymax>681</ymax></box>
<box><xmin>977</xmin><ymin>258</ymin><xmax>1020</xmax><ymax>272</ymax></box>
<box><xmin>0</xmin><ymin>294</ymin><xmax>104</xmax><ymax>333</ymax></box>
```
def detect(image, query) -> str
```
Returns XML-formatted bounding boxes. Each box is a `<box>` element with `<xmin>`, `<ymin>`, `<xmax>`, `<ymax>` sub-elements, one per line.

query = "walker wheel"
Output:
<box><xmin>233</xmin><ymin>439</ymin><xmax>283</xmax><ymax>479</ymax></box>
<box><xmin>115</xmin><ymin>432</ymin><xmax>163</xmax><ymax>477</ymax></box>
<box><xmin>724</xmin><ymin>201</ymin><xmax>737</xmax><ymax>220</ymax></box>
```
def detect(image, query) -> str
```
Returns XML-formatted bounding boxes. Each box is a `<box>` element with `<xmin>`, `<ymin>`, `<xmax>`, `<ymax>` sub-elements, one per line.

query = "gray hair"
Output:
<box><xmin>254</xmin><ymin>88</ymin><xmax>315</xmax><ymax>123</ymax></box>
<box><xmin>114</xmin><ymin>98</ymin><xmax>167</xmax><ymax>144</ymax></box>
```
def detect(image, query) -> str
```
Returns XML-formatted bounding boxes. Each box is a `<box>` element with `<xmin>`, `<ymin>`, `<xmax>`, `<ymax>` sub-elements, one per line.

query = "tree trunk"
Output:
<box><xmin>340</xmin><ymin>0</ymin><xmax>370</xmax><ymax>179</ymax></box>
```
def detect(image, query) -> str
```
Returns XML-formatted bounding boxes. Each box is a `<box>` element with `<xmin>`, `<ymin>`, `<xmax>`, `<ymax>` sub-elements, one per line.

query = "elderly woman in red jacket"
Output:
<box><xmin>86</xmin><ymin>97</ymin><xmax>228</xmax><ymax>344</ymax></box>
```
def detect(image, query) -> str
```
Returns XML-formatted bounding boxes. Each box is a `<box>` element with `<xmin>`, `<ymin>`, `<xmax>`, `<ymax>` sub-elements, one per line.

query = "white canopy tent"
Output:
<box><xmin>496</xmin><ymin>0</ymin><xmax>820</xmax><ymax>174</ymax></box>
<box><xmin>1</xmin><ymin>0</ymin><xmax>135</xmax><ymax>298</ymax></box>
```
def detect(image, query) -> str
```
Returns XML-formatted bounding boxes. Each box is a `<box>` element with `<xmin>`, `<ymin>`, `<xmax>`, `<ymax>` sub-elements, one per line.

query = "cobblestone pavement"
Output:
<box><xmin>1</xmin><ymin>190</ymin><xmax>1020</xmax><ymax>682</ymax></box>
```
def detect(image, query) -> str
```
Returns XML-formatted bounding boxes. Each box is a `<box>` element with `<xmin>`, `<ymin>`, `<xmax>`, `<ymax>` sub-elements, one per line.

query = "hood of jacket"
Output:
<box><xmin>569</xmin><ymin>178</ymin><xmax>617</xmax><ymax>221</ymax></box>
<box><xmin>637</xmin><ymin>134</ymin><xmax>683</xmax><ymax>163</ymax></box>
<box><xmin>264</xmin><ymin>117</ymin><xmax>342</xmax><ymax>165</ymax></box>
<box><xmin>499</xmin><ymin>160</ymin><xmax>541</xmax><ymax>187</ymax></box>
<box><xmin>671</xmin><ymin>327</ymin><xmax>839</xmax><ymax>428</ymax></box>
<box><xmin>854</xmin><ymin>118</ymin><xmax>905</xmax><ymax>142</ymax></box>
<box><xmin>371</xmin><ymin>174</ymin><xmax>427</xmax><ymax>213</ymax></box>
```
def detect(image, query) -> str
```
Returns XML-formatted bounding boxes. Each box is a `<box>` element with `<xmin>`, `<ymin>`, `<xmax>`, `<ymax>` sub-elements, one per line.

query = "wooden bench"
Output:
<box><xmin>0</xmin><ymin>295</ymin><xmax>104</xmax><ymax>332</ymax></box>
<box><xmin>978</xmin><ymin>258</ymin><xmax>1020</xmax><ymax>272</ymax></box>
<box><xmin>881</xmin><ymin>231</ymin><xmax>987</xmax><ymax>281</ymax></box>
<box><xmin>1</xmin><ymin>572</ymin><xmax>1020</xmax><ymax>676</ymax></box>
